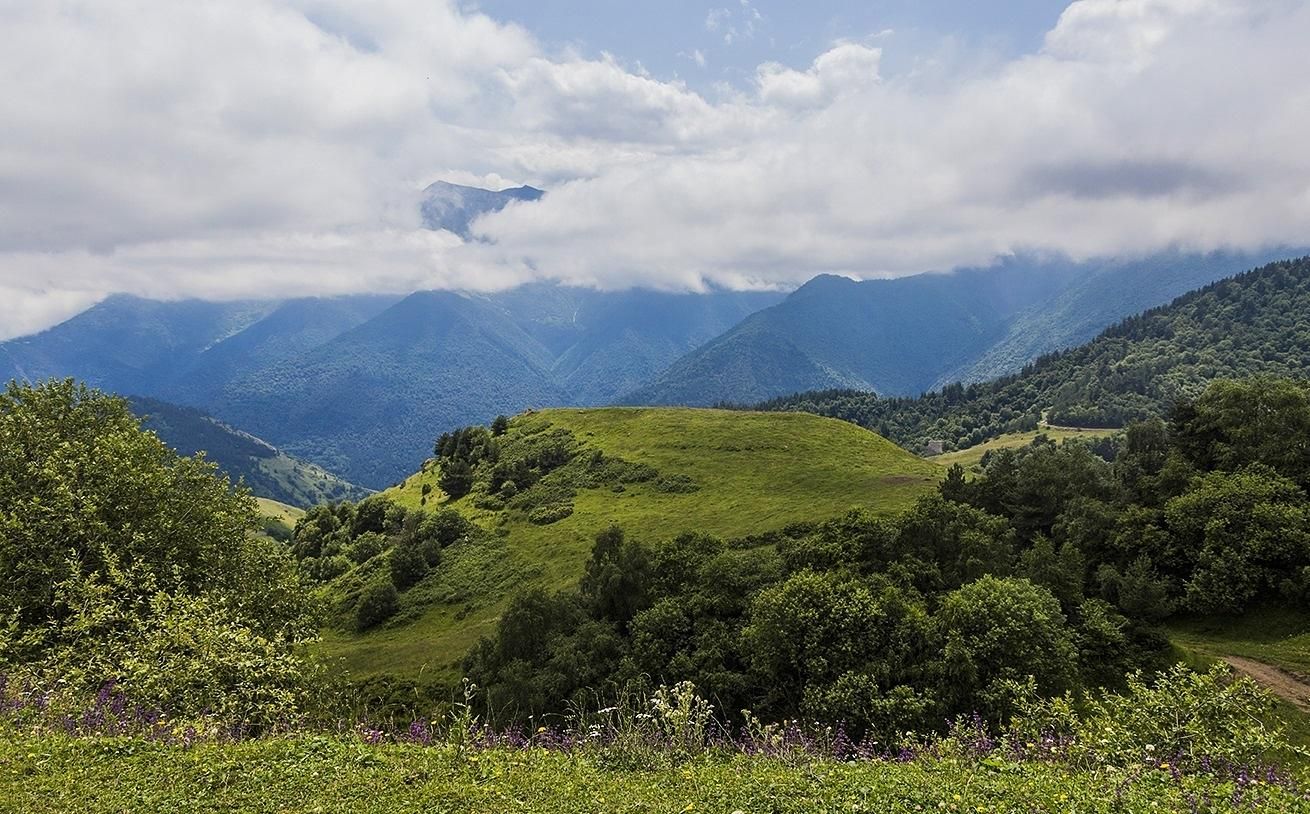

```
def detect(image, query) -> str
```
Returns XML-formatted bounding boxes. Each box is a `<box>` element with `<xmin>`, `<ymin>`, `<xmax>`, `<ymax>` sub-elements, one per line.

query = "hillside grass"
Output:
<box><xmin>316</xmin><ymin>408</ymin><xmax>941</xmax><ymax>681</ymax></box>
<box><xmin>929</xmin><ymin>426</ymin><xmax>1118</xmax><ymax>471</ymax></box>
<box><xmin>1</xmin><ymin>732</ymin><xmax>1295</xmax><ymax>814</ymax></box>
<box><xmin>255</xmin><ymin>497</ymin><xmax>304</xmax><ymax>526</ymax></box>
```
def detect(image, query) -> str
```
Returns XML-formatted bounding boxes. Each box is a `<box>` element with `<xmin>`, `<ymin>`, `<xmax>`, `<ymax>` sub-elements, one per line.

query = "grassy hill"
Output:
<box><xmin>929</xmin><ymin>425</ymin><xmax>1120</xmax><ymax>471</ymax></box>
<box><xmin>315</xmin><ymin>408</ymin><xmax>941</xmax><ymax>681</ymax></box>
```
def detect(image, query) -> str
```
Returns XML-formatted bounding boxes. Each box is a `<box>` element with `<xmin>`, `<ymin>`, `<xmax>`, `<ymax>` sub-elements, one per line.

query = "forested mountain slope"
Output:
<box><xmin>128</xmin><ymin>396</ymin><xmax>369</xmax><ymax>507</ymax></box>
<box><xmin>936</xmin><ymin>248</ymin><xmax>1299</xmax><ymax>387</ymax></box>
<box><xmin>627</xmin><ymin>249</ymin><xmax>1297</xmax><ymax>406</ymax></box>
<box><xmin>756</xmin><ymin>256</ymin><xmax>1310</xmax><ymax>454</ymax></box>
<box><xmin>0</xmin><ymin>287</ymin><xmax>782</xmax><ymax>487</ymax></box>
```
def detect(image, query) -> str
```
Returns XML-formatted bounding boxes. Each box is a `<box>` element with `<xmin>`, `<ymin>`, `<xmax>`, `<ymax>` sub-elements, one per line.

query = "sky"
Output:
<box><xmin>2</xmin><ymin>0</ymin><xmax>1309</xmax><ymax>338</ymax></box>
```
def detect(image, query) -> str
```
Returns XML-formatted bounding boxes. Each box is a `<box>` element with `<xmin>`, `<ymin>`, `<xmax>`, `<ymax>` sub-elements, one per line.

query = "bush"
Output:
<box><xmin>346</xmin><ymin>532</ymin><xmax>387</xmax><ymax>565</ymax></box>
<box><xmin>936</xmin><ymin>576</ymin><xmax>1077</xmax><ymax>719</ymax></box>
<box><xmin>1011</xmin><ymin>664</ymin><xmax>1302</xmax><ymax>772</ymax></box>
<box><xmin>1</xmin><ymin>553</ymin><xmax>317</xmax><ymax>730</ymax></box>
<box><xmin>356</xmin><ymin>580</ymin><xmax>400</xmax><ymax>631</ymax></box>
<box><xmin>654</xmin><ymin>474</ymin><xmax>699</xmax><ymax>494</ymax></box>
<box><xmin>438</xmin><ymin>459</ymin><xmax>475</xmax><ymax>500</ymax></box>
<box><xmin>389</xmin><ymin>543</ymin><xmax>430</xmax><ymax>590</ymax></box>
<box><xmin>528</xmin><ymin>503</ymin><xmax>574</xmax><ymax>525</ymax></box>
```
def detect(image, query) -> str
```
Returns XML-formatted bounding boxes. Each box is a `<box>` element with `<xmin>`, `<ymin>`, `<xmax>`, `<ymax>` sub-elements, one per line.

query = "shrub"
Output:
<box><xmin>346</xmin><ymin>532</ymin><xmax>387</xmax><ymax>565</ymax></box>
<box><xmin>389</xmin><ymin>543</ymin><xmax>430</xmax><ymax>590</ymax></box>
<box><xmin>528</xmin><ymin>503</ymin><xmax>574</xmax><ymax>525</ymax></box>
<box><xmin>438</xmin><ymin>459</ymin><xmax>475</xmax><ymax>500</ymax></box>
<box><xmin>356</xmin><ymin>580</ymin><xmax>400</xmax><ymax>631</ymax></box>
<box><xmin>654</xmin><ymin>474</ymin><xmax>699</xmax><ymax>494</ymax></box>
<box><xmin>1011</xmin><ymin>664</ymin><xmax>1302</xmax><ymax>772</ymax></box>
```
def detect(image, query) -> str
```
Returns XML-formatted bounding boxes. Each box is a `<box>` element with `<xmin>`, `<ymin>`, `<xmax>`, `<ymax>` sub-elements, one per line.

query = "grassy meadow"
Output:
<box><xmin>2</xmin><ymin>732</ymin><xmax>1298</xmax><ymax>814</ymax></box>
<box><xmin>930</xmin><ymin>426</ymin><xmax>1119</xmax><ymax>471</ymax></box>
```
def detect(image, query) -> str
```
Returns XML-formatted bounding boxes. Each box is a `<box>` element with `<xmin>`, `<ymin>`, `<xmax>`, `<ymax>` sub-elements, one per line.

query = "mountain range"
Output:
<box><xmin>757</xmin><ymin>255</ymin><xmax>1310</xmax><ymax>453</ymax></box>
<box><xmin>626</xmin><ymin>248</ymin><xmax>1301</xmax><ymax>406</ymax></box>
<box><xmin>2</xmin><ymin>180</ymin><xmax>1304</xmax><ymax>492</ymax></box>
<box><xmin>0</xmin><ymin>285</ymin><xmax>780</xmax><ymax>487</ymax></box>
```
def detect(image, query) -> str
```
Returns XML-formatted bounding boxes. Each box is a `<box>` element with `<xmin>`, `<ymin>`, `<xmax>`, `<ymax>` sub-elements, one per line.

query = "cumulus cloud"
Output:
<box><xmin>2</xmin><ymin>0</ymin><xmax>1309</xmax><ymax>338</ymax></box>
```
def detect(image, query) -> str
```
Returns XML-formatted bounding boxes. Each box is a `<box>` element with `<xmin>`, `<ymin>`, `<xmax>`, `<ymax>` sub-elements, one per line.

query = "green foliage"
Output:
<box><xmin>438</xmin><ymin>459</ymin><xmax>475</xmax><ymax>499</ymax></box>
<box><xmin>1013</xmin><ymin>665</ymin><xmax>1305</xmax><ymax>770</ymax></box>
<box><xmin>1164</xmin><ymin>468</ymin><xmax>1310</xmax><ymax>614</ymax></box>
<box><xmin>389</xmin><ymin>543</ymin><xmax>430</xmax><ymax>590</ymax></box>
<box><xmin>467</xmin><ymin>494</ymin><xmax>1164</xmax><ymax>734</ymax></box>
<box><xmin>355</xmin><ymin>580</ymin><xmax>400</xmax><ymax>632</ymax></box>
<box><xmin>580</xmin><ymin>526</ymin><xmax>649</xmax><ymax>625</ymax></box>
<box><xmin>745</xmin><ymin>571</ymin><xmax>931</xmax><ymax>725</ymax></box>
<box><xmin>937</xmin><ymin>576</ymin><xmax>1078</xmax><ymax>719</ymax></box>
<box><xmin>527</xmin><ymin>503</ymin><xmax>574</xmax><ymax>525</ymax></box>
<box><xmin>0</xmin><ymin>380</ymin><xmax>259</xmax><ymax>632</ymax></box>
<box><xmin>654</xmin><ymin>473</ymin><xmax>700</xmax><ymax>493</ymax></box>
<box><xmin>0</xmin><ymin>380</ymin><xmax>318</xmax><ymax>727</ymax></box>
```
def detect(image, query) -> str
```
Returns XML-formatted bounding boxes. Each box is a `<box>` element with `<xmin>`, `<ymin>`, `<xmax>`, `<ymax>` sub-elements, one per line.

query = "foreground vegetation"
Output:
<box><xmin>2</xmin><ymin>665</ymin><xmax>1306</xmax><ymax>813</ymax></box>
<box><xmin>5</xmin><ymin>734</ymin><xmax>1302</xmax><ymax>813</ymax></box>
<box><xmin>4</xmin><ymin>376</ymin><xmax>1310</xmax><ymax>811</ymax></box>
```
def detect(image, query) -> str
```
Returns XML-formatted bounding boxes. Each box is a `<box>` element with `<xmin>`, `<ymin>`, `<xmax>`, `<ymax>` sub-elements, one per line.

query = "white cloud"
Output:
<box><xmin>756</xmin><ymin>42</ymin><xmax>882</xmax><ymax>108</ymax></box>
<box><xmin>2</xmin><ymin>0</ymin><xmax>1310</xmax><ymax>338</ymax></box>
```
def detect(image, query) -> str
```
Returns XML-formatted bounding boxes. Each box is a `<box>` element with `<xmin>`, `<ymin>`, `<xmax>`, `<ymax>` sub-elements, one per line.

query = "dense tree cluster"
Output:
<box><xmin>289</xmin><ymin>497</ymin><xmax>473</xmax><ymax>630</ymax></box>
<box><xmin>0</xmin><ymin>380</ymin><xmax>317</xmax><ymax>725</ymax></box>
<box><xmin>752</xmin><ymin>257</ymin><xmax>1310</xmax><ymax>453</ymax></box>
<box><xmin>433</xmin><ymin>417</ymin><xmax>663</xmax><ymax>521</ymax></box>
<box><xmin>467</xmin><ymin>377</ymin><xmax>1310</xmax><ymax>738</ymax></box>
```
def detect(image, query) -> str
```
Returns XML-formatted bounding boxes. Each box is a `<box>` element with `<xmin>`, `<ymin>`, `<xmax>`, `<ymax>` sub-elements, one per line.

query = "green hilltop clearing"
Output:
<box><xmin>315</xmin><ymin>407</ymin><xmax>941</xmax><ymax>681</ymax></box>
<box><xmin>929</xmin><ymin>425</ymin><xmax>1118</xmax><ymax>471</ymax></box>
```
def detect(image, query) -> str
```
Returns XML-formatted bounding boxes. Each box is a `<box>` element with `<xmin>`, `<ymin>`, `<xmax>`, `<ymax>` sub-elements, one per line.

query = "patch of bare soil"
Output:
<box><xmin>1223</xmin><ymin>656</ymin><xmax>1310</xmax><ymax>712</ymax></box>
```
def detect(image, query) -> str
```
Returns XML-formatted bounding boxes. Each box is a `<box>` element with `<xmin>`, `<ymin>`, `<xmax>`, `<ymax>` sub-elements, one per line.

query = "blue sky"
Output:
<box><xmin>472</xmin><ymin>0</ymin><xmax>1072</xmax><ymax>88</ymax></box>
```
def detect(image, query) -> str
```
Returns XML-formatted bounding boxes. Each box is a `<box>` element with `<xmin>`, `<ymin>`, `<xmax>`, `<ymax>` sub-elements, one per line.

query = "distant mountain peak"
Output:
<box><xmin>420</xmin><ymin>180</ymin><xmax>545</xmax><ymax>239</ymax></box>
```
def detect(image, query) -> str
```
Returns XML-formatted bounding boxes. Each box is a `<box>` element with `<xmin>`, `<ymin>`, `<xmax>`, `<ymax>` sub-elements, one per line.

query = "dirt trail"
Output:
<box><xmin>1223</xmin><ymin>656</ymin><xmax>1310</xmax><ymax>712</ymax></box>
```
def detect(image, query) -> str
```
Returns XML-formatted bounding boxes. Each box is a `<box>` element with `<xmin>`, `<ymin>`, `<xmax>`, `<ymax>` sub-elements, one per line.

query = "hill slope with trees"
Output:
<box><xmin>626</xmin><ymin>249</ymin><xmax>1297</xmax><ymax>406</ymax></box>
<box><xmin>755</xmin><ymin>256</ymin><xmax>1310</xmax><ymax>455</ymax></box>
<box><xmin>298</xmin><ymin>407</ymin><xmax>942</xmax><ymax>683</ymax></box>
<box><xmin>128</xmin><ymin>396</ymin><xmax>369</xmax><ymax>507</ymax></box>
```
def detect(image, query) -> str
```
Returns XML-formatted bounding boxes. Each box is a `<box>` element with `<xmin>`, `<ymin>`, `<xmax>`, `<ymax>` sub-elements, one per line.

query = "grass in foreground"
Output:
<box><xmin>0</xmin><ymin>733</ymin><xmax>1301</xmax><ymax>814</ymax></box>
<box><xmin>320</xmin><ymin>408</ymin><xmax>940</xmax><ymax>680</ymax></box>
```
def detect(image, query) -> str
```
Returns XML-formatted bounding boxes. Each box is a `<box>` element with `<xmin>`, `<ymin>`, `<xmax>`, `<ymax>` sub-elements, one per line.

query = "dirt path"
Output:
<box><xmin>1223</xmin><ymin>656</ymin><xmax>1310</xmax><ymax>712</ymax></box>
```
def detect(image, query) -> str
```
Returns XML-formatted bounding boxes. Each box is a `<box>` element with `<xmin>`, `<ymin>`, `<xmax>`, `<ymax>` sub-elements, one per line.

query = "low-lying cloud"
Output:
<box><xmin>1</xmin><ymin>0</ymin><xmax>1308</xmax><ymax>337</ymax></box>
